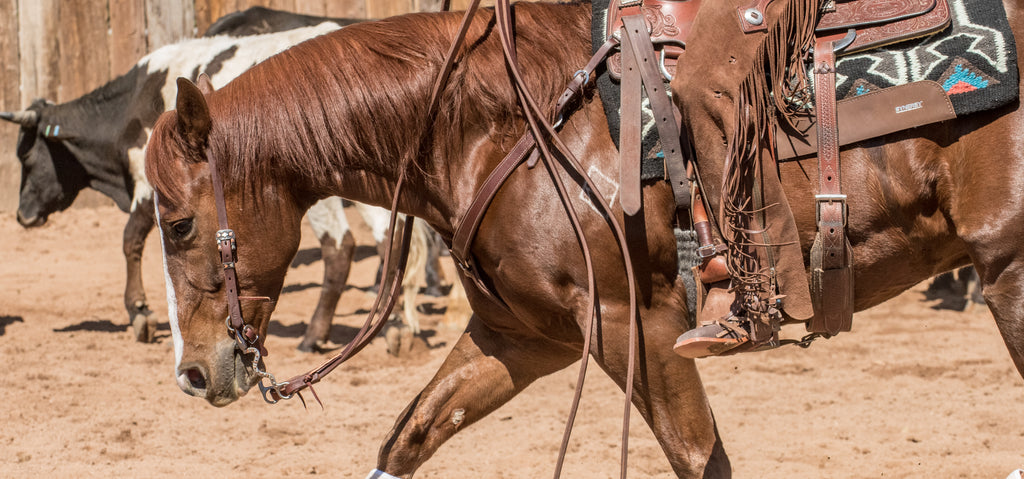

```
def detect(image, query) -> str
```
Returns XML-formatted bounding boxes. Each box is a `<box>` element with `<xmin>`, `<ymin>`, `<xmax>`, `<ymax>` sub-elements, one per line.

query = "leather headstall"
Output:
<box><xmin>205</xmin><ymin>141</ymin><xmax>287</xmax><ymax>403</ymax></box>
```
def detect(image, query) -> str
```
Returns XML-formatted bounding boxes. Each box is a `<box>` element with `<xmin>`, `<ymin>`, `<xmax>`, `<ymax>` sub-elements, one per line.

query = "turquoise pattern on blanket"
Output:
<box><xmin>943</xmin><ymin>63</ymin><xmax>990</xmax><ymax>93</ymax></box>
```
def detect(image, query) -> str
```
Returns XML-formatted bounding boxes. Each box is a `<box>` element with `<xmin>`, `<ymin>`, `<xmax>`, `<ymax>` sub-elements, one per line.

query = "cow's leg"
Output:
<box><xmin>300</xmin><ymin>198</ymin><xmax>356</xmax><ymax>352</ymax></box>
<box><xmin>124</xmin><ymin>199</ymin><xmax>156</xmax><ymax>342</ymax></box>
<box><xmin>422</xmin><ymin>230</ymin><xmax>445</xmax><ymax>297</ymax></box>
<box><xmin>299</xmin><ymin>229</ymin><xmax>356</xmax><ymax>352</ymax></box>
<box><xmin>374</xmin><ymin>313</ymin><xmax>579</xmax><ymax>477</ymax></box>
<box><xmin>355</xmin><ymin>203</ymin><xmax>395</xmax><ymax>296</ymax></box>
<box><xmin>962</xmin><ymin>266</ymin><xmax>985</xmax><ymax>307</ymax></box>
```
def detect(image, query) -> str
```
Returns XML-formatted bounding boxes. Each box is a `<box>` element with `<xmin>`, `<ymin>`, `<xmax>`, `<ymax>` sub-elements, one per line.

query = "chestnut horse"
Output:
<box><xmin>146</xmin><ymin>1</ymin><xmax>1023</xmax><ymax>477</ymax></box>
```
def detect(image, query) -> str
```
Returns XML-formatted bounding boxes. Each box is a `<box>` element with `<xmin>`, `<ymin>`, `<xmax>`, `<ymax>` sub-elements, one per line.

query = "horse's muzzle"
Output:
<box><xmin>175</xmin><ymin>339</ymin><xmax>257</xmax><ymax>407</ymax></box>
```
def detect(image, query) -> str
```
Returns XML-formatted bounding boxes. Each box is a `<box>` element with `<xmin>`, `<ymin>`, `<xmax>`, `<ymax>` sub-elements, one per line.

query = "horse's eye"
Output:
<box><xmin>170</xmin><ymin>218</ymin><xmax>194</xmax><ymax>239</ymax></box>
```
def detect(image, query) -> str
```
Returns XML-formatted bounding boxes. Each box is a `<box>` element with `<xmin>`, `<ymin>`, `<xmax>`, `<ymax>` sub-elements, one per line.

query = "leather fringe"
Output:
<box><xmin>720</xmin><ymin>0</ymin><xmax>821</xmax><ymax>319</ymax></box>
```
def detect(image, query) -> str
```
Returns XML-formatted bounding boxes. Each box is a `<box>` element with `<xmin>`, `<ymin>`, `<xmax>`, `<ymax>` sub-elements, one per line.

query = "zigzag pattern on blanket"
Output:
<box><xmin>833</xmin><ymin>0</ymin><xmax>1018</xmax><ymax>116</ymax></box>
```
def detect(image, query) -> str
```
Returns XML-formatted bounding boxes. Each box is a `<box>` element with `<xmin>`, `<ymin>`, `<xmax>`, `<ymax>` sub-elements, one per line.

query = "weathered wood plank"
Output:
<box><xmin>58</xmin><ymin>0</ymin><xmax>112</xmax><ymax>101</ymax></box>
<box><xmin>415</xmin><ymin>0</ymin><xmax>445</xmax><ymax>12</ymax></box>
<box><xmin>18</xmin><ymin>0</ymin><xmax>60</xmax><ymax>105</ymax></box>
<box><xmin>448</xmin><ymin>0</ymin><xmax>494</xmax><ymax>9</ymax></box>
<box><xmin>193</xmin><ymin>0</ymin><xmax>216</xmax><ymax>37</ymax></box>
<box><xmin>293</xmin><ymin>0</ymin><xmax>326</xmax><ymax>16</ymax></box>
<box><xmin>366</xmin><ymin>0</ymin><xmax>413</xmax><ymax>18</ymax></box>
<box><xmin>146</xmin><ymin>0</ymin><xmax>197</xmax><ymax>50</ymax></box>
<box><xmin>0</xmin><ymin>0</ymin><xmax>20</xmax><ymax>212</ymax></box>
<box><xmin>325</xmin><ymin>0</ymin><xmax>366</xmax><ymax>19</ymax></box>
<box><xmin>110</xmin><ymin>0</ymin><xmax>148</xmax><ymax>76</ymax></box>
<box><xmin>0</xmin><ymin>0</ymin><xmax>20</xmax><ymax>110</ymax></box>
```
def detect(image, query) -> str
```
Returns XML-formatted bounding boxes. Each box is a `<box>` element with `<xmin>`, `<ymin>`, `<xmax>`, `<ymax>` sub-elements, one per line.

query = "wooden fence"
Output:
<box><xmin>0</xmin><ymin>0</ymin><xmax>494</xmax><ymax>211</ymax></box>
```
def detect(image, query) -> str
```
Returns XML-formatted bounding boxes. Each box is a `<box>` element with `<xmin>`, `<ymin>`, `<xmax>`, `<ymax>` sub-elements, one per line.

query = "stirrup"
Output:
<box><xmin>673</xmin><ymin>317</ymin><xmax>751</xmax><ymax>359</ymax></box>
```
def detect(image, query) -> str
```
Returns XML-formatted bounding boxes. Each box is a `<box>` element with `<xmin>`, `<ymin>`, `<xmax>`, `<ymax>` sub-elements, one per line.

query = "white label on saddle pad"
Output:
<box><xmin>580</xmin><ymin>165</ymin><xmax>619</xmax><ymax>216</ymax></box>
<box><xmin>895</xmin><ymin>101</ymin><xmax>924</xmax><ymax>113</ymax></box>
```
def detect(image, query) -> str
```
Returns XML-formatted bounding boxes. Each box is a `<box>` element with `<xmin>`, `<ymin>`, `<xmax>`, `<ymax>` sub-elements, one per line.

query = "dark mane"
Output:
<box><xmin>148</xmin><ymin>2</ymin><xmax>592</xmax><ymax>207</ymax></box>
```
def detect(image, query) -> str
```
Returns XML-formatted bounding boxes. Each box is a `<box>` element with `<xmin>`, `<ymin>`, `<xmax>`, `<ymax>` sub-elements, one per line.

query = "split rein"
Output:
<box><xmin>207</xmin><ymin>3</ymin><xmax>646</xmax><ymax>476</ymax></box>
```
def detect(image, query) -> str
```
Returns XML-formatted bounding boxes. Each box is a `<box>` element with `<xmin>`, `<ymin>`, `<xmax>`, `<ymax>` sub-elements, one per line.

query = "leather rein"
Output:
<box><xmin>205</xmin><ymin>2</ymin><xmax>676</xmax><ymax>477</ymax></box>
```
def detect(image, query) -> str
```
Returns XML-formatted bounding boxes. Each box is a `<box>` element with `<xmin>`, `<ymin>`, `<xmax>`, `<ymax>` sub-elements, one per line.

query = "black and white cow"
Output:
<box><xmin>202</xmin><ymin>6</ymin><xmax>362</xmax><ymax>37</ymax></box>
<box><xmin>2</xmin><ymin>22</ymin><xmax>344</xmax><ymax>344</ymax></box>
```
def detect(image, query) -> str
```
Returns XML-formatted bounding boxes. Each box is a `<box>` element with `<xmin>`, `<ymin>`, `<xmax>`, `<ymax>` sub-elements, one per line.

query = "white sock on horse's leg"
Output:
<box><xmin>365</xmin><ymin>469</ymin><xmax>402</xmax><ymax>479</ymax></box>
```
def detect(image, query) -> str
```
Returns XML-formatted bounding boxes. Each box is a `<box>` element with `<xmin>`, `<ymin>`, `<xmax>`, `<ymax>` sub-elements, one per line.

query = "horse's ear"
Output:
<box><xmin>175</xmin><ymin>77</ymin><xmax>212</xmax><ymax>147</ymax></box>
<box><xmin>196</xmin><ymin>73</ymin><xmax>215</xmax><ymax>95</ymax></box>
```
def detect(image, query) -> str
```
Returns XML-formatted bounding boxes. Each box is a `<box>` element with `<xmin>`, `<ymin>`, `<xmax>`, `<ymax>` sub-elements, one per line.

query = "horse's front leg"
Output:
<box><xmin>374</xmin><ymin>313</ymin><xmax>579</xmax><ymax>477</ymax></box>
<box><xmin>591</xmin><ymin>299</ymin><xmax>730</xmax><ymax>478</ymax></box>
<box><xmin>123</xmin><ymin>198</ymin><xmax>156</xmax><ymax>342</ymax></box>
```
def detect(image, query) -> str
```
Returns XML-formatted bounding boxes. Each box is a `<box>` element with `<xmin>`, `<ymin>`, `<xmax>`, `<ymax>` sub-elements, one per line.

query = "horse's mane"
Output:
<box><xmin>147</xmin><ymin>2</ymin><xmax>591</xmax><ymax>207</ymax></box>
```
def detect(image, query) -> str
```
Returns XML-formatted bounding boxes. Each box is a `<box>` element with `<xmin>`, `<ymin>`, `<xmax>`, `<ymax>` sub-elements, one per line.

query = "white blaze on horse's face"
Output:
<box><xmin>154</xmin><ymin>193</ymin><xmax>186</xmax><ymax>388</ymax></box>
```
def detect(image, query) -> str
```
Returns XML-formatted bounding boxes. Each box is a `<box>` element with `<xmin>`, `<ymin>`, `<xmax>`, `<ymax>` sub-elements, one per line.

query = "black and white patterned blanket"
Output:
<box><xmin>833</xmin><ymin>0</ymin><xmax>1018</xmax><ymax>116</ymax></box>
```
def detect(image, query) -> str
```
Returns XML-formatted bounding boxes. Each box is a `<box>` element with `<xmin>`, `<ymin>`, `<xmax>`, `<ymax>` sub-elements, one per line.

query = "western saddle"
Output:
<box><xmin>605</xmin><ymin>0</ymin><xmax>954</xmax><ymax>337</ymax></box>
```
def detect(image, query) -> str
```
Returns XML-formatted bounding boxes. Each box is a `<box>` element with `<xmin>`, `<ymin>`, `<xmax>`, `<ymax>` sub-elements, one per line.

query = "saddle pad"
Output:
<box><xmin>832</xmin><ymin>0</ymin><xmax>1018</xmax><ymax>116</ymax></box>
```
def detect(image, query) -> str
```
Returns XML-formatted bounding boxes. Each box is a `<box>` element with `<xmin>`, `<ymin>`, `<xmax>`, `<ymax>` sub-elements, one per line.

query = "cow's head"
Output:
<box><xmin>2</xmin><ymin>99</ymin><xmax>88</xmax><ymax>227</ymax></box>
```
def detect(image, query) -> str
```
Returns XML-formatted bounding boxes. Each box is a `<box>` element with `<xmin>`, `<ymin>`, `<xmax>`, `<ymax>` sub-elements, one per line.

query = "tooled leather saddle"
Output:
<box><xmin>603</xmin><ymin>0</ymin><xmax>953</xmax><ymax>336</ymax></box>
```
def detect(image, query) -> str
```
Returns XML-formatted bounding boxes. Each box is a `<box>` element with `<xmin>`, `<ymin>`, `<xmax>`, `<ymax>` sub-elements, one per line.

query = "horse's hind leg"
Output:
<box><xmin>299</xmin><ymin>198</ymin><xmax>356</xmax><ymax>352</ymax></box>
<box><xmin>374</xmin><ymin>313</ymin><xmax>579</xmax><ymax>477</ymax></box>
<box><xmin>124</xmin><ymin>199</ymin><xmax>156</xmax><ymax>342</ymax></box>
<box><xmin>974</xmin><ymin>259</ymin><xmax>1024</xmax><ymax>377</ymax></box>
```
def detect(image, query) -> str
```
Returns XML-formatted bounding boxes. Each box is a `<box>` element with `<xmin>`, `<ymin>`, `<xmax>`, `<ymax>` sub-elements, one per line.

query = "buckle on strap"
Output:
<box><xmin>815</xmin><ymin>194</ymin><xmax>847</xmax><ymax>225</ymax></box>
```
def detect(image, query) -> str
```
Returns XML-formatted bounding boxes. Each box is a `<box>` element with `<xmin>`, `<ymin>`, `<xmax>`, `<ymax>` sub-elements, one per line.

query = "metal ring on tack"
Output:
<box><xmin>573</xmin><ymin>69</ymin><xmax>590</xmax><ymax>86</ymax></box>
<box><xmin>659</xmin><ymin>50</ymin><xmax>674</xmax><ymax>81</ymax></box>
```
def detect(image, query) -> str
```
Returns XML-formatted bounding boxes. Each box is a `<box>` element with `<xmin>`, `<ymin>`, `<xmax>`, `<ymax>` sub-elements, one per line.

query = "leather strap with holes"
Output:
<box><xmin>813</xmin><ymin>37</ymin><xmax>846</xmax><ymax>272</ymax></box>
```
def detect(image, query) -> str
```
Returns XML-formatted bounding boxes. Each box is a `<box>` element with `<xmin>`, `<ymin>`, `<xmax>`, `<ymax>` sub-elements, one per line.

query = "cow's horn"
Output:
<box><xmin>0</xmin><ymin>110</ymin><xmax>40</xmax><ymax>126</ymax></box>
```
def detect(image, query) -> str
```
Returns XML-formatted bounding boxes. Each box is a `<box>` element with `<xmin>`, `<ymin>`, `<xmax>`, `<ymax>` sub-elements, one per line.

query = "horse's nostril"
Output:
<box><xmin>186</xmin><ymin>367</ymin><xmax>207</xmax><ymax>390</ymax></box>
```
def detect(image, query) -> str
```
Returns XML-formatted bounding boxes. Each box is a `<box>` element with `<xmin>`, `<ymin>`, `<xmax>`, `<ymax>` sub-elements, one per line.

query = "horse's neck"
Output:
<box><xmin>258</xmin><ymin>3</ymin><xmax>592</xmax><ymax>231</ymax></box>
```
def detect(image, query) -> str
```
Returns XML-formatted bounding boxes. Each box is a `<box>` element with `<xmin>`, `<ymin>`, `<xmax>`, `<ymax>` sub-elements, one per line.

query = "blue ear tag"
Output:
<box><xmin>54</xmin><ymin>125</ymin><xmax>60</xmax><ymax>136</ymax></box>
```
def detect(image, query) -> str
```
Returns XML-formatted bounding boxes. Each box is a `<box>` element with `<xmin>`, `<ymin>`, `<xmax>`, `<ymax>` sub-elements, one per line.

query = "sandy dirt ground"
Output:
<box><xmin>1</xmin><ymin>204</ymin><xmax>1022</xmax><ymax>478</ymax></box>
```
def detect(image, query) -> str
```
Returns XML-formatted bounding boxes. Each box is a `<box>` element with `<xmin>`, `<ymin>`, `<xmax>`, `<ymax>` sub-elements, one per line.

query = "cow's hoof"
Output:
<box><xmin>384</xmin><ymin>320</ymin><xmax>414</xmax><ymax>357</ymax></box>
<box><xmin>131</xmin><ymin>312</ymin><xmax>154</xmax><ymax>343</ymax></box>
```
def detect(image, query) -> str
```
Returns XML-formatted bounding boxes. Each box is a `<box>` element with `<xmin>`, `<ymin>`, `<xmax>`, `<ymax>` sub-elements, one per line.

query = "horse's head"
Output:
<box><xmin>2</xmin><ymin>99</ymin><xmax>87</xmax><ymax>228</ymax></box>
<box><xmin>146</xmin><ymin>77</ymin><xmax>306</xmax><ymax>406</ymax></box>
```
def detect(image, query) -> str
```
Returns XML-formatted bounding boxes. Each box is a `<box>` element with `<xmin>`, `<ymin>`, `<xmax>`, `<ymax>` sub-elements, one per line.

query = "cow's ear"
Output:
<box><xmin>175</xmin><ymin>77</ymin><xmax>211</xmax><ymax>149</ymax></box>
<box><xmin>196</xmin><ymin>73</ymin><xmax>215</xmax><ymax>95</ymax></box>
